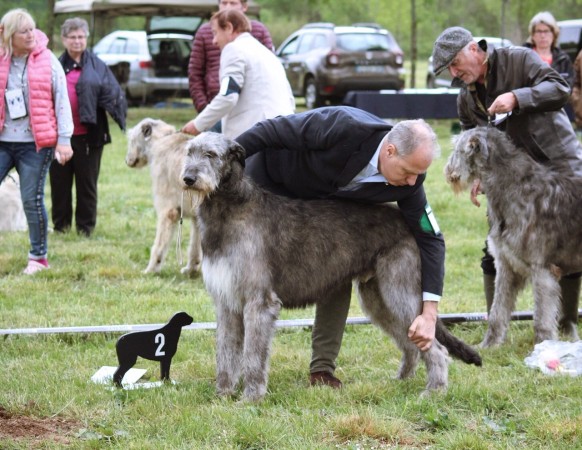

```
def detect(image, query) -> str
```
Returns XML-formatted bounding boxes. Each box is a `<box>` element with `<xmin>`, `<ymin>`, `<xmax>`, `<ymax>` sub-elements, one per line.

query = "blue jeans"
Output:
<box><xmin>0</xmin><ymin>141</ymin><xmax>53</xmax><ymax>259</ymax></box>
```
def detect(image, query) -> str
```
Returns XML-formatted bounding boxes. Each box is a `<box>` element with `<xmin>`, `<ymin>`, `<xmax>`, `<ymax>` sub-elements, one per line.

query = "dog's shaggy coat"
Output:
<box><xmin>0</xmin><ymin>172</ymin><xmax>27</xmax><ymax>232</ymax></box>
<box><xmin>445</xmin><ymin>126</ymin><xmax>582</xmax><ymax>347</ymax></box>
<box><xmin>180</xmin><ymin>132</ymin><xmax>481</xmax><ymax>402</ymax></box>
<box><xmin>126</xmin><ymin>119</ymin><xmax>201</xmax><ymax>276</ymax></box>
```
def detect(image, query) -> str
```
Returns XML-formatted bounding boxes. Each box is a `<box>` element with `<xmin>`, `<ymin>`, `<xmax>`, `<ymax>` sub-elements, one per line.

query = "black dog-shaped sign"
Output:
<box><xmin>113</xmin><ymin>311</ymin><xmax>193</xmax><ymax>386</ymax></box>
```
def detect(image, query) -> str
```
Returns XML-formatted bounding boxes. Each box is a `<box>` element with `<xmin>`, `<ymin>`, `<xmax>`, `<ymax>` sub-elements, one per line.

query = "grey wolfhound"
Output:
<box><xmin>180</xmin><ymin>132</ymin><xmax>481</xmax><ymax>402</ymax></box>
<box><xmin>126</xmin><ymin>119</ymin><xmax>201</xmax><ymax>276</ymax></box>
<box><xmin>445</xmin><ymin>126</ymin><xmax>582</xmax><ymax>347</ymax></box>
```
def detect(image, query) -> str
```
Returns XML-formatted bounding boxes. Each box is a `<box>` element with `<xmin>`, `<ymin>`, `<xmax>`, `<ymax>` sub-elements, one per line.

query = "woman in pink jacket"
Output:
<box><xmin>0</xmin><ymin>9</ymin><xmax>74</xmax><ymax>275</ymax></box>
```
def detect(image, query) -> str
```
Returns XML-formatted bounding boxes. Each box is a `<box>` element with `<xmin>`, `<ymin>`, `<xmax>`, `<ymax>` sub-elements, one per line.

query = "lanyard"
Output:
<box><xmin>19</xmin><ymin>55</ymin><xmax>29</xmax><ymax>90</ymax></box>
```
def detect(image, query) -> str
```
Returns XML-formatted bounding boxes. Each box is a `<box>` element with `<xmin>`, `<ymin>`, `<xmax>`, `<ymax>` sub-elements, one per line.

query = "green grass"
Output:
<box><xmin>0</xmin><ymin>107</ymin><xmax>580</xmax><ymax>449</ymax></box>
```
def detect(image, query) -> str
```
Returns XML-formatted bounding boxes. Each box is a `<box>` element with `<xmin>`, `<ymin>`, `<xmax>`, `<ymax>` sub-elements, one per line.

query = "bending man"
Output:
<box><xmin>235</xmin><ymin>106</ymin><xmax>445</xmax><ymax>388</ymax></box>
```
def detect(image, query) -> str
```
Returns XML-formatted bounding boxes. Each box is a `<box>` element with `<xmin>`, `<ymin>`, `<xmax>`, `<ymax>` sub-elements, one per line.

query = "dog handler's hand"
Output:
<box><xmin>55</xmin><ymin>144</ymin><xmax>73</xmax><ymax>166</ymax></box>
<box><xmin>408</xmin><ymin>301</ymin><xmax>437</xmax><ymax>351</ymax></box>
<box><xmin>487</xmin><ymin>92</ymin><xmax>517</xmax><ymax>115</ymax></box>
<box><xmin>470</xmin><ymin>179</ymin><xmax>482</xmax><ymax>207</ymax></box>
<box><xmin>181</xmin><ymin>121</ymin><xmax>200</xmax><ymax>136</ymax></box>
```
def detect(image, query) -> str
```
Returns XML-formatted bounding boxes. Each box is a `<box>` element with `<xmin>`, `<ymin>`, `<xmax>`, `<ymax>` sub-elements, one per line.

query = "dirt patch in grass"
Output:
<box><xmin>0</xmin><ymin>405</ymin><xmax>80</xmax><ymax>445</ymax></box>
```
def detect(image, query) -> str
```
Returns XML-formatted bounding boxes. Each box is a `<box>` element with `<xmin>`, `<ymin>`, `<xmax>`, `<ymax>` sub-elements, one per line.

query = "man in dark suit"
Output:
<box><xmin>235</xmin><ymin>106</ymin><xmax>445</xmax><ymax>388</ymax></box>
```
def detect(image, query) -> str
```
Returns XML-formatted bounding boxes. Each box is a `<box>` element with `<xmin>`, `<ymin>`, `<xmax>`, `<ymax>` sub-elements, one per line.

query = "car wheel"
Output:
<box><xmin>426</xmin><ymin>75</ymin><xmax>436</xmax><ymax>89</ymax></box>
<box><xmin>304</xmin><ymin>78</ymin><xmax>322</xmax><ymax>110</ymax></box>
<box><xmin>125</xmin><ymin>88</ymin><xmax>140</xmax><ymax>107</ymax></box>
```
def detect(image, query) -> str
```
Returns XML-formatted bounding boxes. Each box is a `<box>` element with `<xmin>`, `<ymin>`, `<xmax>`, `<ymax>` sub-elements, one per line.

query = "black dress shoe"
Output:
<box><xmin>309</xmin><ymin>371</ymin><xmax>342</xmax><ymax>388</ymax></box>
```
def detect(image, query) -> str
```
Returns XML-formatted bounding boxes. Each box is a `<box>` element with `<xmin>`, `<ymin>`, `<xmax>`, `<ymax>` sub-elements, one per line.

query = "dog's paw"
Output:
<box><xmin>243</xmin><ymin>386</ymin><xmax>267</xmax><ymax>403</ymax></box>
<box><xmin>479</xmin><ymin>337</ymin><xmax>502</xmax><ymax>349</ymax></box>
<box><xmin>560</xmin><ymin>323</ymin><xmax>580</xmax><ymax>342</ymax></box>
<box><xmin>534</xmin><ymin>329</ymin><xmax>558</xmax><ymax>344</ymax></box>
<box><xmin>143</xmin><ymin>264</ymin><xmax>162</xmax><ymax>274</ymax></box>
<box><xmin>217</xmin><ymin>387</ymin><xmax>237</xmax><ymax>399</ymax></box>
<box><xmin>419</xmin><ymin>384</ymin><xmax>447</xmax><ymax>398</ymax></box>
<box><xmin>180</xmin><ymin>264</ymin><xmax>201</xmax><ymax>277</ymax></box>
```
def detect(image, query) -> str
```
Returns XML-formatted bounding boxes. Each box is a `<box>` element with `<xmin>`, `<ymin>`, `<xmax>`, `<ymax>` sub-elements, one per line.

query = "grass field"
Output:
<box><xmin>0</xmin><ymin>106</ymin><xmax>580</xmax><ymax>449</ymax></box>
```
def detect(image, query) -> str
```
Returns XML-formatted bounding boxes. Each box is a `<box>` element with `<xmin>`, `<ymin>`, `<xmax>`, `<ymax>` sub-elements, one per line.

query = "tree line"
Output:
<box><xmin>5</xmin><ymin>0</ymin><xmax>582</xmax><ymax>58</ymax></box>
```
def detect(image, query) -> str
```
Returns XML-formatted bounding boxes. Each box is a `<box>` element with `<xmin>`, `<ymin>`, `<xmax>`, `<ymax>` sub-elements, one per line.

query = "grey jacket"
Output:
<box><xmin>458</xmin><ymin>44</ymin><xmax>582</xmax><ymax>166</ymax></box>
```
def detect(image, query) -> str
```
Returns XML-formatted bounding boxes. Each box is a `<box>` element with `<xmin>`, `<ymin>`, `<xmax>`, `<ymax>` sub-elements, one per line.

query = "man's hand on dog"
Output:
<box><xmin>181</xmin><ymin>121</ymin><xmax>201</xmax><ymax>136</ymax></box>
<box><xmin>408</xmin><ymin>301</ymin><xmax>437</xmax><ymax>351</ymax></box>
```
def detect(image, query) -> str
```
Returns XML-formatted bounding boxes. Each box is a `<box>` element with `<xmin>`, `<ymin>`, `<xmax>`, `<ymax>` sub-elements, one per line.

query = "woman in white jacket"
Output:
<box><xmin>182</xmin><ymin>9</ymin><xmax>294</xmax><ymax>139</ymax></box>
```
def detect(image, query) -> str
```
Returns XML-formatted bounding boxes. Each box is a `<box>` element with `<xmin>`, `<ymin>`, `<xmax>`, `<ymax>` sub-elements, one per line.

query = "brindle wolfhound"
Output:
<box><xmin>180</xmin><ymin>132</ymin><xmax>481</xmax><ymax>402</ymax></box>
<box><xmin>445</xmin><ymin>126</ymin><xmax>582</xmax><ymax>347</ymax></box>
<box><xmin>126</xmin><ymin>119</ymin><xmax>202</xmax><ymax>276</ymax></box>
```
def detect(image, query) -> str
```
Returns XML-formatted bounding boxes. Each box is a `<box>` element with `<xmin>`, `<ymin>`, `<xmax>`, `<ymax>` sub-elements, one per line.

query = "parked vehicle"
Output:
<box><xmin>92</xmin><ymin>27</ymin><xmax>194</xmax><ymax>105</ymax></box>
<box><xmin>276</xmin><ymin>23</ymin><xmax>405</xmax><ymax>109</ymax></box>
<box><xmin>426</xmin><ymin>37</ymin><xmax>513</xmax><ymax>88</ymax></box>
<box><xmin>54</xmin><ymin>1</ymin><xmax>258</xmax><ymax>104</ymax></box>
<box><xmin>557</xmin><ymin>19</ymin><xmax>582</xmax><ymax>62</ymax></box>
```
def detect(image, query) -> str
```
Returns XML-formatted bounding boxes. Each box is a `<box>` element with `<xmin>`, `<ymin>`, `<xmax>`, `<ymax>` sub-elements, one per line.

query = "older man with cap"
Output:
<box><xmin>432</xmin><ymin>26</ymin><xmax>582</xmax><ymax>337</ymax></box>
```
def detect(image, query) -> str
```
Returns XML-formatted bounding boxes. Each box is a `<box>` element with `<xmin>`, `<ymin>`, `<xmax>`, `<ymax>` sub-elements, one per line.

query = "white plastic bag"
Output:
<box><xmin>524</xmin><ymin>340</ymin><xmax>582</xmax><ymax>376</ymax></box>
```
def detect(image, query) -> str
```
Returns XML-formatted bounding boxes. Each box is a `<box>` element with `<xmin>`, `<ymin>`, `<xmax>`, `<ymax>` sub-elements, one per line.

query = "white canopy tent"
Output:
<box><xmin>52</xmin><ymin>0</ymin><xmax>261</xmax><ymax>49</ymax></box>
<box><xmin>53</xmin><ymin>0</ymin><xmax>261</xmax><ymax>17</ymax></box>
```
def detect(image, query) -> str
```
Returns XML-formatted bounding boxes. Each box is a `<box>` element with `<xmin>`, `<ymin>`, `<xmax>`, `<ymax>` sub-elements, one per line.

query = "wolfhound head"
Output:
<box><xmin>126</xmin><ymin>118</ymin><xmax>177</xmax><ymax>168</ymax></box>
<box><xmin>444</xmin><ymin>127</ymin><xmax>492</xmax><ymax>194</ymax></box>
<box><xmin>180</xmin><ymin>132</ymin><xmax>246</xmax><ymax>200</ymax></box>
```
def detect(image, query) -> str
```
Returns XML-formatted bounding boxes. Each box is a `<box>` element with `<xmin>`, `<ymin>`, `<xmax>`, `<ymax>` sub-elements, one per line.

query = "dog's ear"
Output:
<box><xmin>141</xmin><ymin>121</ymin><xmax>153</xmax><ymax>141</ymax></box>
<box><xmin>228</xmin><ymin>141</ymin><xmax>246</xmax><ymax>168</ymax></box>
<box><xmin>468</xmin><ymin>129</ymin><xmax>489</xmax><ymax>159</ymax></box>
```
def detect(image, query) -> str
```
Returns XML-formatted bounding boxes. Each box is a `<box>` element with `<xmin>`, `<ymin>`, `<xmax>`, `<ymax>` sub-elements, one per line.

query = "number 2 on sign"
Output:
<box><xmin>155</xmin><ymin>333</ymin><xmax>166</xmax><ymax>356</ymax></box>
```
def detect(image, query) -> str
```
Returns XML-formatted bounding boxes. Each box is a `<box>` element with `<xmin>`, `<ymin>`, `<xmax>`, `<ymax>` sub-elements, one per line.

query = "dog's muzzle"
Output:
<box><xmin>183</xmin><ymin>175</ymin><xmax>197</xmax><ymax>187</ymax></box>
<box><xmin>445</xmin><ymin>172</ymin><xmax>460</xmax><ymax>185</ymax></box>
<box><xmin>443</xmin><ymin>164</ymin><xmax>458</xmax><ymax>183</ymax></box>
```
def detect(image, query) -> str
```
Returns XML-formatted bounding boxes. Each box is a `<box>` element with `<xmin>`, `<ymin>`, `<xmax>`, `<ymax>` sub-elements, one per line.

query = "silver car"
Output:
<box><xmin>426</xmin><ymin>37</ymin><xmax>513</xmax><ymax>88</ymax></box>
<box><xmin>93</xmin><ymin>29</ymin><xmax>193</xmax><ymax>105</ymax></box>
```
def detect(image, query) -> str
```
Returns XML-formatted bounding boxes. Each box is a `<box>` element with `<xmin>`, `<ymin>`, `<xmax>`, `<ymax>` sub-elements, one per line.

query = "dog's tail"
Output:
<box><xmin>436</xmin><ymin>319</ymin><xmax>482</xmax><ymax>366</ymax></box>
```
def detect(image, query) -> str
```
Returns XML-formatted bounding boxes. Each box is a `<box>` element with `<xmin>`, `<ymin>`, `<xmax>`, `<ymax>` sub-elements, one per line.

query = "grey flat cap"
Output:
<box><xmin>432</xmin><ymin>27</ymin><xmax>473</xmax><ymax>75</ymax></box>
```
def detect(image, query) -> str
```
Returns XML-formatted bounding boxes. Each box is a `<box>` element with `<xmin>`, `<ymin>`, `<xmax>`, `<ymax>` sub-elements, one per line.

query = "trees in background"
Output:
<box><xmin>4</xmin><ymin>0</ymin><xmax>581</xmax><ymax>61</ymax></box>
<box><xmin>257</xmin><ymin>0</ymin><xmax>582</xmax><ymax>86</ymax></box>
<box><xmin>260</xmin><ymin>0</ymin><xmax>582</xmax><ymax>55</ymax></box>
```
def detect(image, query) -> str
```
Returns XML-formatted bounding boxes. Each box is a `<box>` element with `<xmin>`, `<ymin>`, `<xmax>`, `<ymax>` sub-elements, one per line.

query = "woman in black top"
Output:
<box><xmin>50</xmin><ymin>17</ymin><xmax>127</xmax><ymax>236</ymax></box>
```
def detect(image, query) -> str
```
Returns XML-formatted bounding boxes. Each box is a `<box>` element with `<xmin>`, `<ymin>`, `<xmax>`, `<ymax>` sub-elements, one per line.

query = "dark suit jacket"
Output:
<box><xmin>235</xmin><ymin>106</ymin><xmax>445</xmax><ymax>296</ymax></box>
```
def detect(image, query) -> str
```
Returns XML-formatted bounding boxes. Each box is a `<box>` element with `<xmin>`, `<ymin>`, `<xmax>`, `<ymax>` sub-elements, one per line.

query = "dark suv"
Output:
<box><xmin>276</xmin><ymin>23</ymin><xmax>405</xmax><ymax>109</ymax></box>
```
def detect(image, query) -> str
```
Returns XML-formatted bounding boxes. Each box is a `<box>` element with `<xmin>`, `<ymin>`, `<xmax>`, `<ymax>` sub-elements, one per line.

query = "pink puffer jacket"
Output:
<box><xmin>0</xmin><ymin>29</ymin><xmax>57</xmax><ymax>150</ymax></box>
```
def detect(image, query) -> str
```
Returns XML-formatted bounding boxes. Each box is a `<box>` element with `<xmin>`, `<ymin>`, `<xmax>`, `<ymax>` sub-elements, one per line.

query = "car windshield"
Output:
<box><xmin>148</xmin><ymin>16</ymin><xmax>203</xmax><ymax>34</ymax></box>
<box><xmin>560</xmin><ymin>26</ymin><xmax>581</xmax><ymax>44</ymax></box>
<box><xmin>336</xmin><ymin>33</ymin><xmax>390</xmax><ymax>52</ymax></box>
